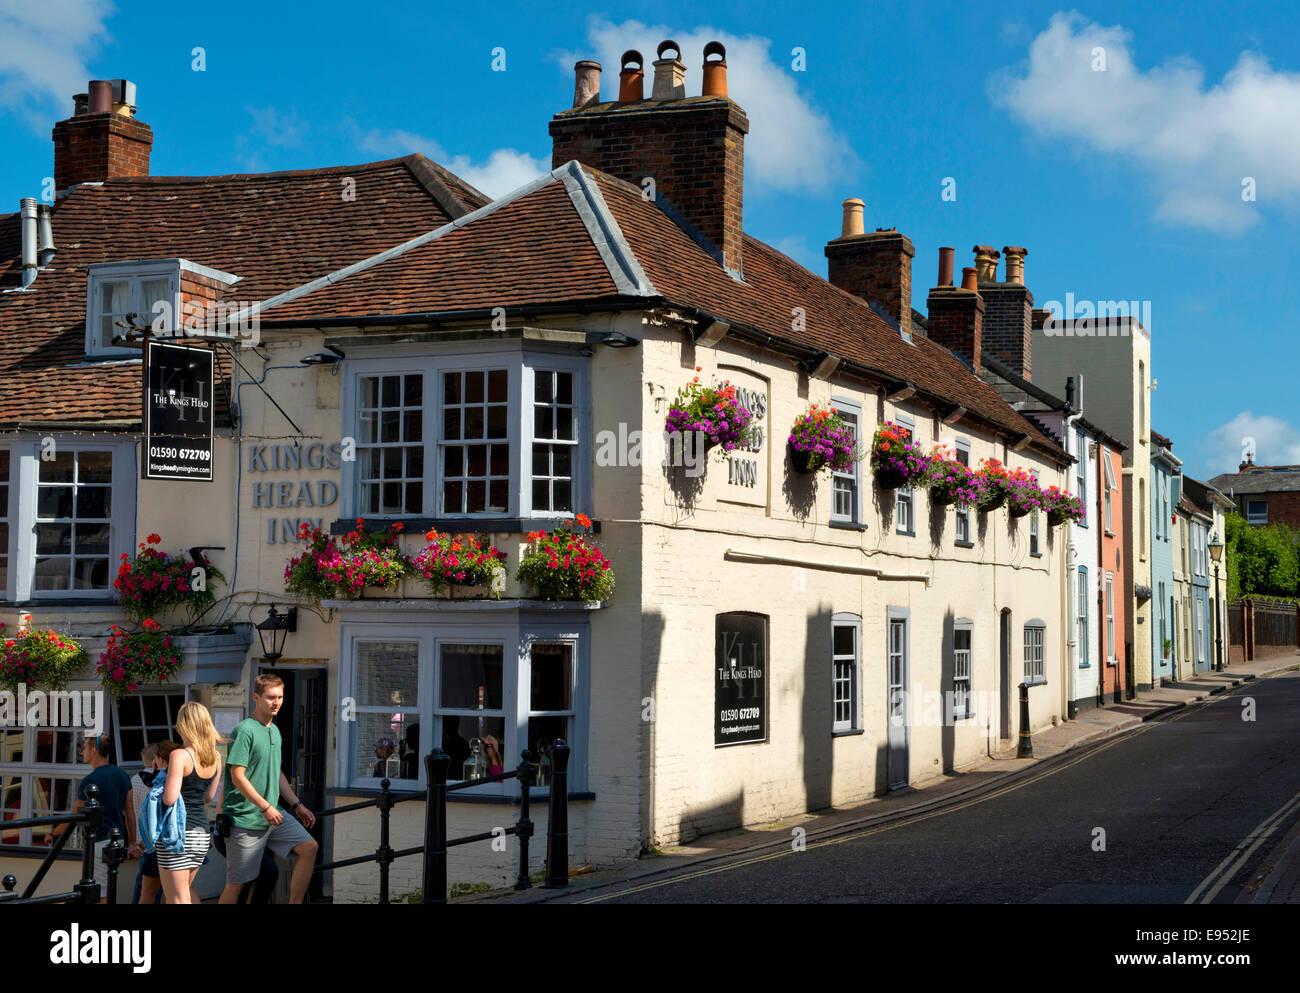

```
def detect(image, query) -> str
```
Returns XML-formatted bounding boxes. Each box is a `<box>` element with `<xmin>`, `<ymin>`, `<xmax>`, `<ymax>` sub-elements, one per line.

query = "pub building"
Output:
<box><xmin>1</xmin><ymin>49</ymin><xmax>1074</xmax><ymax>900</ymax></box>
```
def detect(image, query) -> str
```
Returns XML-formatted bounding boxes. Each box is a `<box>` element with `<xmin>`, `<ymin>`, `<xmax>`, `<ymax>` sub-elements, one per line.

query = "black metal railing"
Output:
<box><xmin>0</xmin><ymin>785</ymin><xmax>129</xmax><ymax>906</ymax></box>
<box><xmin>308</xmin><ymin>739</ymin><xmax>570</xmax><ymax>904</ymax></box>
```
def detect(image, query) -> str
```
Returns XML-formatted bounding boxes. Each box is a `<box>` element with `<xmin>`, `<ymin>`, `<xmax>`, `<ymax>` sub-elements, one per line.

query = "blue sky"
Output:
<box><xmin>2</xmin><ymin>0</ymin><xmax>1298</xmax><ymax>483</ymax></box>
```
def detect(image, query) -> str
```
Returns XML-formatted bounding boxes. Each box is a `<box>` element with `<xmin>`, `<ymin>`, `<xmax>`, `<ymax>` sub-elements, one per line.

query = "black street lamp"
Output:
<box><xmin>1208</xmin><ymin>532</ymin><xmax>1224</xmax><ymax>672</ymax></box>
<box><xmin>256</xmin><ymin>605</ymin><xmax>298</xmax><ymax>665</ymax></box>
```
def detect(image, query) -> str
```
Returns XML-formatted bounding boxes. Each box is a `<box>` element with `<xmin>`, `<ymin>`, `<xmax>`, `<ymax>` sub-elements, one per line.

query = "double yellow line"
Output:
<box><xmin>1185</xmin><ymin>787</ymin><xmax>1300</xmax><ymax>904</ymax></box>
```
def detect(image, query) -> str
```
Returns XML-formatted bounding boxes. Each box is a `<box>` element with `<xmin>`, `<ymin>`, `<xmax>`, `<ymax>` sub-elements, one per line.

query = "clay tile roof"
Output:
<box><xmin>258</xmin><ymin>162</ymin><xmax>1064</xmax><ymax>462</ymax></box>
<box><xmin>0</xmin><ymin>155</ymin><xmax>489</xmax><ymax>427</ymax></box>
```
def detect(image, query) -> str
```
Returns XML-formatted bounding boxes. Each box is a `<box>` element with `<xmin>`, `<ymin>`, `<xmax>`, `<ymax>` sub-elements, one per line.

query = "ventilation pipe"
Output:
<box><xmin>20</xmin><ymin>198</ymin><xmax>38</xmax><ymax>289</ymax></box>
<box><xmin>37</xmin><ymin>203</ymin><xmax>55</xmax><ymax>266</ymax></box>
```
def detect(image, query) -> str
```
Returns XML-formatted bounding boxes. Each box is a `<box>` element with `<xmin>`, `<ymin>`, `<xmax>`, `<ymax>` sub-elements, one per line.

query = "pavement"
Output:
<box><xmin>463</xmin><ymin>652</ymin><xmax>1300</xmax><ymax>904</ymax></box>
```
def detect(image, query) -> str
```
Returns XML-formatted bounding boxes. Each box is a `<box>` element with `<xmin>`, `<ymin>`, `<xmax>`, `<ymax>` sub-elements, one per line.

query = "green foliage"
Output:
<box><xmin>1225</xmin><ymin>512</ymin><xmax>1300</xmax><ymax>599</ymax></box>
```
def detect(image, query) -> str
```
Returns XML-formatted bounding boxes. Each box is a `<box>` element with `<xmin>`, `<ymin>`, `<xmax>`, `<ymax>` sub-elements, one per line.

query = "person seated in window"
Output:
<box><xmin>442</xmin><ymin>717</ymin><xmax>471</xmax><ymax>775</ymax></box>
<box><xmin>371</xmin><ymin>738</ymin><xmax>397</xmax><ymax>779</ymax></box>
<box><xmin>483</xmin><ymin>735</ymin><xmax>503</xmax><ymax>778</ymax></box>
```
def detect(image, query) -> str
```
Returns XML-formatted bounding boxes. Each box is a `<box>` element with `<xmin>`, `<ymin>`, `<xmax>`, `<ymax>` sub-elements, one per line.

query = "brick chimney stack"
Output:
<box><xmin>825</xmin><ymin>200</ymin><xmax>915</xmax><ymax>339</ymax></box>
<box><xmin>550</xmin><ymin>40</ymin><xmax>748</xmax><ymax>276</ymax></box>
<box><xmin>927</xmin><ymin>252</ymin><xmax>983</xmax><ymax>372</ymax></box>
<box><xmin>975</xmin><ymin>243</ymin><xmax>1033</xmax><ymax>380</ymax></box>
<box><xmin>53</xmin><ymin>79</ymin><xmax>152</xmax><ymax>194</ymax></box>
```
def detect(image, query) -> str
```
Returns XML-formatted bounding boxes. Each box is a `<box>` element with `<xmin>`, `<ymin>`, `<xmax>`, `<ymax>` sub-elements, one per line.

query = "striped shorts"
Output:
<box><xmin>156</xmin><ymin>828</ymin><xmax>211</xmax><ymax>871</ymax></box>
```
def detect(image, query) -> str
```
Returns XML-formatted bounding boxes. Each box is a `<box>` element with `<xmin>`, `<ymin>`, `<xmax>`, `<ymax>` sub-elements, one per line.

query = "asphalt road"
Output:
<box><xmin>588</xmin><ymin>671</ymin><xmax>1300</xmax><ymax>904</ymax></box>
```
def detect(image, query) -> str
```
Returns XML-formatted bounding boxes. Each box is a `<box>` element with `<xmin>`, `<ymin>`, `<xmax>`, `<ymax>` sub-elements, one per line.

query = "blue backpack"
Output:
<box><xmin>137</xmin><ymin>772</ymin><xmax>187</xmax><ymax>854</ymax></box>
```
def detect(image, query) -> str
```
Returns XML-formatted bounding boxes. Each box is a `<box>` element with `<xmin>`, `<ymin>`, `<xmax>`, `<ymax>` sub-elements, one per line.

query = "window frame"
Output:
<box><xmin>1029</xmin><ymin>511</ymin><xmax>1041</xmax><ymax>557</ymax></box>
<box><xmin>893</xmin><ymin>414</ymin><xmax>916</xmax><ymax>536</ymax></box>
<box><xmin>1077</xmin><ymin>566</ymin><xmax>1089</xmax><ymax>669</ymax></box>
<box><xmin>1102</xmin><ymin>446</ymin><xmax>1115</xmax><ymax>534</ymax></box>
<box><xmin>340</xmin><ymin>342</ymin><xmax>589</xmax><ymax>523</ymax></box>
<box><xmin>952</xmin><ymin>618</ymin><xmax>974</xmax><ymax>721</ymax></box>
<box><xmin>831</xmin><ymin>613</ymin><xmax>861</xmax><ymax>734</ymax></box>
<box><xmin>1</xmin><ymin>435</ymin><xmax>136</xmax><ymax>603</ymax></box>
<box><xmin>1245</xmin><ymin>500</ymin><xmax>1267</xmax><ymax>525</ymax></box>
<box><xmin>1023</xmin><ymin>621</ymin><xmax>1047</xmax><ymax>686</ymax></box>
<box><xmin>1105</xmin><ymin>573</ymin><xmax>1116</xmax><ymax>664</ymax></box>
<box><xmin>954</xmin><ymin>438</ymin><xmax>972</xmax><ymax>544</ymax></box>
<box><xmin>829</xmin><ymin>398</ymin><xmax>861</xmax><ymax>526</ymax></box>
<box><xmin>85</xmin><ymin>260</ymin><xmax>182</xmax><ymax>358</ymax></box>
<box><xmin>1074</xmin><ymin>431</ymin><xmax>1088</xmax><ymax>528</ymax></box>
<box><xmin>337</xmin><ymin>612</ymin><xmax>590</xmax><ymax>796</ymax></box>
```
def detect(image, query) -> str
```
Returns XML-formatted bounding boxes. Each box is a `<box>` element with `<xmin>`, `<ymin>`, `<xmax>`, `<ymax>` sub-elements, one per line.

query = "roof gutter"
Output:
<box><xmin>256</xmin><ymin>295</ymin><xmax>663</xmax><ymax>330</ymax></box>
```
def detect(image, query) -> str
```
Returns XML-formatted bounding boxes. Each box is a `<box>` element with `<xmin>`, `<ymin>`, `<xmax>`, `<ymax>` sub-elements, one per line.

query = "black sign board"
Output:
<box><xmin>715</xmin><ymin>612</ymin><xmax>768</xmax><ymax>746</ymax></box>
<box><xmin>143</xmin><ymin>339</ymin><xmax>214</xmax><ymax>481</ymax></box>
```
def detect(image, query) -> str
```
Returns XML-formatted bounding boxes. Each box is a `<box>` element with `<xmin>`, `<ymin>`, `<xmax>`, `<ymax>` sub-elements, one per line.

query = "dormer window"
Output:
<box><xmin>85</xmin><ymin>260</ymin><xmax>180</xmax><ymax>357</ymax></box>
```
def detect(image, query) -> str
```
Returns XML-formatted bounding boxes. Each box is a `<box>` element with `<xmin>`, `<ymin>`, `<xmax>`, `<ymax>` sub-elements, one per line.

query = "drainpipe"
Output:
<box><xmin>1062</xmin><ymin>384</ymin><xmax>1084</xmax><ymax>717</ymax></box>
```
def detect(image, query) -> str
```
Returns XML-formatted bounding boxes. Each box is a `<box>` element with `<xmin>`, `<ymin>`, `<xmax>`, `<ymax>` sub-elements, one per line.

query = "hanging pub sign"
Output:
<box><xmin>715</xmin><ymin>612</ymin><xmax>768</xmax><ymax>746</ymax></box>
<box><xmin>143</xmin><ymin>339</ymin><xmax>214</xmax><ymax>481</ymax></box>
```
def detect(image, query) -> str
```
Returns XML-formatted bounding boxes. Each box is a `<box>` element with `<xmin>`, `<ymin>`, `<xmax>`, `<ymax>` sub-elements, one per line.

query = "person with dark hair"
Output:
<box><xmin>47</xmin><ymin>733</ymin><xmax>133</xmax><ymax>903</ymax></box>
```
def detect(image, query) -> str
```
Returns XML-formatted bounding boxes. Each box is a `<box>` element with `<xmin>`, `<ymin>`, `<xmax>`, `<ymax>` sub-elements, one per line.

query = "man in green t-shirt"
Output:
<box><xmin>219</xmin><ymin>673</ymin><xmax>318</xmax><ymax>904</ymax></box>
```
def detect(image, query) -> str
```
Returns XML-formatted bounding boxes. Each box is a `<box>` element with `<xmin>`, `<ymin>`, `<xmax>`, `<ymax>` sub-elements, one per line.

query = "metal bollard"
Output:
<box><xmin>376</xmin><ymin>779</ymin><xmax>394</xmax><ymax>905</ymax></box>
<box><xmin>1017</xmin><ymin>683</ymin><xmax>1033</xmax><ymax>759</ymax></box>
<box><xmin>421</xmin><ymin>749</ymin><xmax>449</xmax><ymax>904</ymax></box>
<box><xmin>545</xmin><ymin>740</ymin><xmax>571</xmax><ymax>888</ymax></box>
<box><xmin>104</xmin><ymin>827</ymin><xmax>127</xmax><ymax>905</ymax></box>
<box><xmin>76</xmin><ymin>785</ymin><xmax>103</xmax><ymax>904</ymax></box>
<box><xmin>515</xmin><ymin>751</ymin><xmax>537</xmax><ymax>891</ymax></box>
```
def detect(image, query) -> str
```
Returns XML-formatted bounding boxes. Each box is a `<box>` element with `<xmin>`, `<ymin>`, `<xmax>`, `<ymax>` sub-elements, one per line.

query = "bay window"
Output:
<box><xmin>0</xmin><ymin>437</ymin><xmax>135</xmax><ymax>602</ymax></box>
<box><xmin>338</xmin><ymin>612</ymin><xmax>589</xmax><ymax>794</ymax></box>
<box><xmin>343</xmin><ymin>344</ymin><xmax>587</xmax><ymax>522</ymax></box>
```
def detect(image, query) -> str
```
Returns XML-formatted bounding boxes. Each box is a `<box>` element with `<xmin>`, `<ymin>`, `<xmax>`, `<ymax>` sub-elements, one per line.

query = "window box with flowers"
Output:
<box><xmin>0</xmin><ymin>624</ymin><xmax>89</xmax><ymax>692</ymax></box>
<box><xmin>1043</xmin><ymin>486</ymin><xmax>1086</xmax><ymax>527</ymax></box>
<box><xmin>412</xmin><ymin>529</ymin><xmax>506</xmax><ymax>599</ymax></box>
<box><xmin>665</xmin><ymin>371</ymin><xmax>754</xmax><ymax>461</ymax></box>
<box><xmin>284</xmin><ymin>519</ymin><xmax>410</xmax><ymax>602</ymax></box>
<box><xmin>516</xmin><ymin>515</ymin><xmax>614</xmax><ymax>603</ymax></box>
<box><xmin>869</xmin><ymin>422</ymin><xmax>928</xmax><ymax>491</ymax></box>
<box><xmin>788</xmin><ymin>404</ymin><xmax>859</xmax><ymax>475</ymax></box>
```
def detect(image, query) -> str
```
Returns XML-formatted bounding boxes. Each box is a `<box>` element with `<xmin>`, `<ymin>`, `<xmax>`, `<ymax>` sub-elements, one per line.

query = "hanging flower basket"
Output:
<box><xmin>96</xmin><ymin>620</ymin><xmax>182</xmax><ymax>698</ymax></box>
<box><xmin>0</xmin><ymin>625</ymin><xmax>89</xmax><ymax>693</ymax></box>
<box><xmin>922</xmin><ymin>446</ymin><xmax>979</xmax><ymax>506</ymax></box>
<box><xmin>516</xmin><ymin>515</ymin><xmax>614</xmax><ymax>603</ymax></box>
<box><xmin>114</xmin><ymin>534</ymin><xmax>224</xmax><ymax>625</ymax></box>
<box><xmin>869</xmin><ymin>422</ymin><xmax>928</xmax><ymax>490</ymax></box>
<box><xmin>1004</xmin><ymin>466</ymin><xmax>1044</xmax><ymax>519</ymax></box>
<box><xmin>664</xmin><ymin>370</ymin><xmax>754</xmax><ymax>462</ymax></box>
<box><xmin>1042</xmin><ymin>485</ymin><xmax>1086</xmax><ymax>527</ymax></box>
<box><xmin>412</xmin><ymin>529</ymin><xmax>505</xmax><ymax>598</ymax></box>
<box><xmin>787</xmin><ymin>404</ymin><xmax>858</xmax><ymax>475</ymax></box>
<box><xmin>973</xmin><ymin>458</ymin><xmax>1009</xmax><ymax>512</ymax></box>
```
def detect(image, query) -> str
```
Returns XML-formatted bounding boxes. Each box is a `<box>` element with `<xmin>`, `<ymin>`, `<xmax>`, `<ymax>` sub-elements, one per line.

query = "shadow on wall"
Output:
<box><xmin>928</xmin><ymin>494</ymin><xmax>945</xmax><ymax>551</ymax></box>
<box><xmin>941</xmin><ymin>608</ymin><xmax>956</xmax><ymax>773</ymax></box>
<box><xmin>782</xmin><ymin>452</ymin><xmax>818</xmax><ymax>521</ymax></box>
<box><xmin>640</xmin><ymin>610</ymin><xmax>666</xmax><ymax>856</ymax></box>
<box><xmin>801</xmin><ymin>606</ymin><xmax>836</xmax><ymax>813</ymax></box>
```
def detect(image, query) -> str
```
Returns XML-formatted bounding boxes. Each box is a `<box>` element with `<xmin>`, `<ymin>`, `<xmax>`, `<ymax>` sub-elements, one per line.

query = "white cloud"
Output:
<box><xmin>0</xmin><ymin>0</ymin><xmax>113</xmax><ymax>128</ymax></box>
<box><xmin>1201</xmin><ymin>411</ymin><xmax>1300</xmax><ymax>475</ymax></box>
<box><xmin>555</xmin><ymin>17</ymin><xmax>856</xmax><ymax>195</ymax></box>
<box><xmin>350</xmin><ymin>124</ymin><xmax>549</xmax><ymax>200</ymax></box>
<box><xmin>247</xmin><ymin>106</ymin><xmax>308</xmax><ymax>148</ymax></box>
<box><xmin>994</xmin><ymin>11</ymin><xmax>1300</xmax><ymax>232</ymax></box>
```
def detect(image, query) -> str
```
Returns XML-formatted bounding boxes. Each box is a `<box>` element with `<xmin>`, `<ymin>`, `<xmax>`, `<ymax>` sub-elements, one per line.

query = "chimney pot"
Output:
<box><xmin>937</xmin><ymin>246</ymin><xmax>955</xmax><ymax>287</ymax></box>
<box><xmin>973</xmin><ymin>245</ymin><xmax>999</xmax><ymax>283</ymax></box>
<box><xmin>88</xmin><ymin>80</ymin><xmax>112</xmax><ymax>114</ymax></box>
<box><xmin>960</xmin><ymin>267</ymin><xmax>978</xmax><ymax>291</ymax></box>
<box><xmin>702</xmin><ymin>41</ymin><xmax>727</xmax><ymax>96</ymax></box>
<box><xmin>1002</xmin><ymin>245</ymin><xmax>1027</xmax><ymax>285</ymax></box>
<box><xmin>573</xmin><ymin>60</ymin><xmax>602</xmax><ymax>108</ymax></box>
<box><xmin>618</xmin><ymin>51</ymin><xmax>644</xmax><ymax>102</ymax></box>
<box><xmin>73</xmin><ymin>92</ymin><xmax>88</xmax><ymax>116</ymax></box>
<box><xmin>652</xmin><ymin>40</ymin><xmax>686</xmax><ymax>100</ymax></box>
<box><xmin>840</xmin><ymin>198</ymin><xmax>865</xmax><ymax>237</ymax></box>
